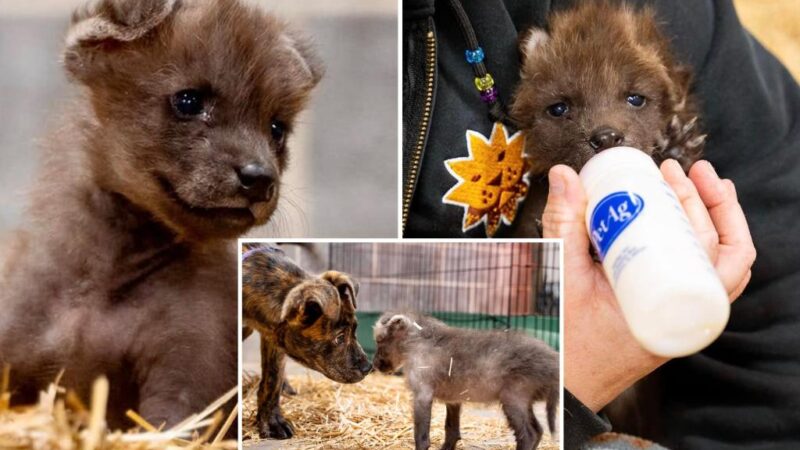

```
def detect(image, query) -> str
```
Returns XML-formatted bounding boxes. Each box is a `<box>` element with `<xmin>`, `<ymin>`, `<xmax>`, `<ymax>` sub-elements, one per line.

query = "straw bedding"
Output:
<box><xmin>0</xmin><ymin>366</ymin><xmax>237</xmax><ymax>450</ymax></box>
<box><xmin>242</xmin><ymin>371</ymin><xmax>559</xmax><ymax>450</ymax></box>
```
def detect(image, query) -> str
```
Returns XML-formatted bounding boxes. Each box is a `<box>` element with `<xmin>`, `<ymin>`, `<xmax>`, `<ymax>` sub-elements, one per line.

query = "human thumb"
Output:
<box><xmin>542</xmin><ymin>165</ymin><xmax>594</xmax><ymax>271</ymax></box>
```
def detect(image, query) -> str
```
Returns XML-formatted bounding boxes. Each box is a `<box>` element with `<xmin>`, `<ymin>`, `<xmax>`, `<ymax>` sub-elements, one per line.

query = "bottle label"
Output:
<box><xmin>590</xmin><ymin>192</ymin><xmax>645</xmax><ymax>260</ymax></box>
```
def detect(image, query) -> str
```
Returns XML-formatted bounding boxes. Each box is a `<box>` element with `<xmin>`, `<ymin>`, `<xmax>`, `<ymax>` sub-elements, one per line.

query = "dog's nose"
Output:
<box><xmin>237</xmin><ymin>163</ymin><xmax>275</xmax><ymax>202</ymax></box>
<box><xmin>589</xmin><ymin>127</ymin><xmax>624</xmax><ymax>151</ymax></box>
<box><xmin>359</xmin><ymin>359</ymin><xmax>373</xmax><ymax>375</ymax></box>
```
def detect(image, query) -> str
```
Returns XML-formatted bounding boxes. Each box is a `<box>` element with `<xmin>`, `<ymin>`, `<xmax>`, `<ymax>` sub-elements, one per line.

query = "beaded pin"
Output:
<box><xmin>465</xmin><ymin>48</ymin><xmax>499</xmax><ymax>105</ymax></box>
<box><xmin>442</xmin><ymin>0</ymin><xmax>530</xmax><ymax>237</ymax></box>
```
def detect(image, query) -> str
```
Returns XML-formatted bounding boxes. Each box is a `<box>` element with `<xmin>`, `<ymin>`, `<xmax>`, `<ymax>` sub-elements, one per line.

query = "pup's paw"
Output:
<box><xmin>259</xmin><ymin>410</ymin><xmax>295</xmax><ymax>440</ymax></box>
<box><xmin>656</xmin><ymin>114</ymin><xmax>706</xmax><ymax>172</ymax></box>
<box><xmin>439</xmin><ymin>436</ymin><xmax>461</xmax><ymax>450</ymax></box>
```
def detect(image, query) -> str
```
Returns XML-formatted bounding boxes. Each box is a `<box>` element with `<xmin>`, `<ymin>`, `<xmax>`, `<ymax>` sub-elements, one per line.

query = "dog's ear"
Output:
<box><xmin>519</xmin><ymin>27</ymin><xmax>550</xmax><ymax>63</ymax></box>
<box><xmin>63</xmin><ymin>0</ymin><xmax>177</xmax><ymax>83</ymax></box>
<box><xmin>278</xmin><ymin>27</ymin><xmax>325</xmax><ymax>90</ymax></box>
<box><xmin>320</xmin><ymin>271</ymin><xmax>358</xmax><ymax>310</ymax></box>
<box><xmin>281</xmin><ymin>294</ymin><xmax>335</xmax><ymax>327</ymax></box>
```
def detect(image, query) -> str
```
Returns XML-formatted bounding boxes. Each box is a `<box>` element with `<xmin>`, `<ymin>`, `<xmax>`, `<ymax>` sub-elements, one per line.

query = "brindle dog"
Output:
<box><xmin>242</xmin><ymin>244</ymin><xmax>371</xmax><ymax>439</ymax></box>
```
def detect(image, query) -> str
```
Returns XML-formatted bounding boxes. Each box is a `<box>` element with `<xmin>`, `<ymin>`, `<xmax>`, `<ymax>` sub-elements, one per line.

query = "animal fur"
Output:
<box><xmin>512</xmin><ymin>1</ymin><xmax>707</xmax><ymax>430</ymax></box>
<box><xmin>0</xmin><ymin>0</ymin><xmax>321</xmax><ymax>431</ymax></box>
<box><xmin>242</xmin><ymin>244</ymin><xmax>371</xmax><ymax>439</ymax></box>
<box><xmin>373</xmin><ymin>312</ymin><xmax>559</xmax><ymax>450</ymax></box>
<box><xmin>511</xmin><ymin>1</ymin><xmax>705</xmax><ymax>175</ymax></box>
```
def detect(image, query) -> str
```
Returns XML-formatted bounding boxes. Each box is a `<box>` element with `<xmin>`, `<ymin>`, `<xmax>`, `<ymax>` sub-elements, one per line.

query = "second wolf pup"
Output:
<box><xmin>373</xmin><ymin>312</ymin><xmax>559</xmax><ymax>450</ymax></box>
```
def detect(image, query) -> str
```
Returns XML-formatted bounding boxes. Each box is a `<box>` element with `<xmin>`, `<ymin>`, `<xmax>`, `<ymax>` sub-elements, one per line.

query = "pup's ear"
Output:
<box><xmin>385</xmin><ymin>314</ymin><xmax>415</xmax><ymax>338</ymax></box>
<box><xmin>387</xmin><ymin>314</ymin><xmax>412</xmax><ymax>329</ymax></box>
<box><xmin>668</xmin><ymin>65</ymin><xmax>693</xmax><ymax>112</ymax></box>
<box><xmin>519</xmin><ymin>27</ymin><xmax>550</xmax><ymax>62</ymax></box>
<box><xmin>64</xmin><ymin>0</ymin><xmax>177</xmax><ymax>82</ymax></box>
<box><xmin>279</xmin><ymin>27</ymin><xmax>325</xmax><ymax>90</ymax></box>
<box><xmin>320</xmin><ymin>271</ymin><xmax>358</xmax><ymax>310</ymax></box>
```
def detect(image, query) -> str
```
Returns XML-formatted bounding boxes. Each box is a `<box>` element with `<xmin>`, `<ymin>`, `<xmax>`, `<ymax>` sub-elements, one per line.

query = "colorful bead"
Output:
<box><xmin>480</xmin><ymin>87</ymin><xmax>498</xmax><ymax>103</ymax></box>
<box><xmin>474</xmin><ymin>74</ymin><xmax>494</xmax><ymax>91</ymax></box>
<box><xmin>465</xmin><ymin>47</ymin><xmax>485</xmax><ymax>64</ymax></box>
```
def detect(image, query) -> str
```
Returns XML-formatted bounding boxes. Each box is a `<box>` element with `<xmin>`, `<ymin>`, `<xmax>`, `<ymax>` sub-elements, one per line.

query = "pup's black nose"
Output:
<box><xmin>589</xmin><ymin>127</ymin><xmax>624</xmax><ymax>151</ymax></box>
<box><xmin>237</xmin><ymin>163</ymin><xmax>275</xmax><ymax>203</ymax></box>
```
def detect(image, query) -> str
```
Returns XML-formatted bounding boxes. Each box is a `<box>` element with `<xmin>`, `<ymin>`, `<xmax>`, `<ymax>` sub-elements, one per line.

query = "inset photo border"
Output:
<box><xmin>238</xmin><ymin>239</ymin><xmax>563</xmax><ymax>450</ymax></box>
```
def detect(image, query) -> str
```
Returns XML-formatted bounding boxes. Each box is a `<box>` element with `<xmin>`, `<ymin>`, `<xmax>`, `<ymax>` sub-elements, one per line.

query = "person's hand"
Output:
<box><xmin>544</xmin><ymin>159</ymin><xmax>756</xmax><ymax>413</ymax></box>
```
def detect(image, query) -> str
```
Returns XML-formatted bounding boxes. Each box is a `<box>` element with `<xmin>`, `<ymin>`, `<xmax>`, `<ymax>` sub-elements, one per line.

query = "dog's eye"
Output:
<box><xmin>172</xmin><ymin>89</ymin><xmax>206</xmax><ymax>118</ymax></box>
<box><xmin>626</xmin><ymin>94</ymin><xmax>646</xmax><ymax>107</ymax></box>
<box><xmin>546</xmin><ymin>102</ymin><xmax>569</xmax><ymax>117</ymax></box>
<box><xmin>333</xmin><ymin>333</ymin><xmax>345</xmax><ymax>345</ymax></box>
<box><xmin>271</xmin><ymin>120</ymin><xmax>286</xmax><ymax>144</ymax></box>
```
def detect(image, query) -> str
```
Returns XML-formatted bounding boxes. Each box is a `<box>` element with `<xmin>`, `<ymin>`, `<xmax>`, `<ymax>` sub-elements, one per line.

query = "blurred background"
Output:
<box><xmin>0</xmin><ymin>0</ymin><xmax>398</xmax><ymax>239</ymax></box>
<box><xmin>733</xmin><ymin>0</ymin><xmax>800</xmax><ymax>81</ymax></box>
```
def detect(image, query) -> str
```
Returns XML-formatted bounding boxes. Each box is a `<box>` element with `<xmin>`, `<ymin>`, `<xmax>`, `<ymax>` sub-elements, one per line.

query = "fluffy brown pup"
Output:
<box><xmin>0</xmin><ymin>0</ymin><xmax>321</xmax><ymax>431</ymax></box>
<box><xmin>373</xmin><ymin>313</ymin><xmax>559</xmax><ymax>450</ymax></box>
<box><xmin>511</xmin><ymin>1</ymin><xmax>705</xmax><ymax>175</ymax></box>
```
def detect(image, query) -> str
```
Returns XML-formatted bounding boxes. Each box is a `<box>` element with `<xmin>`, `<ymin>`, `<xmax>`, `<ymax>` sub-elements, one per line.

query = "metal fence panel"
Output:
<box><xmin>316</xmin><ymin>243</ymin><xmax>560</xmax><ymax>352</ymax></box>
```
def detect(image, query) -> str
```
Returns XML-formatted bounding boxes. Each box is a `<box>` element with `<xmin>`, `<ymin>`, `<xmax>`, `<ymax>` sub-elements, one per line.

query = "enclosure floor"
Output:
<box><xmin>242</xmin><ymin>359</ymin><xmax>559</xmax><ymax>450</ymax></box>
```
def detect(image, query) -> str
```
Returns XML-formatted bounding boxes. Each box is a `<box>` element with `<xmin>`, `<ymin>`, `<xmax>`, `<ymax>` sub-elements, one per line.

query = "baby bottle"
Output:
<box><xmin>579</xmin><ymin>147</ymin><xmax>730</xmax><ymax>357</ymax></box>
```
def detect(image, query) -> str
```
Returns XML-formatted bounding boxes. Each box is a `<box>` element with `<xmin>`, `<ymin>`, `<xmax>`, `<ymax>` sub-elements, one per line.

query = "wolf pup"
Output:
<box><xmin>373</xmin><ymin>312</ymin><xmax>559</xmax><ymax>450</ymax></box>
<box><xmin>242</xmin><ymin>244</ymin><xmax>371</xmax><ymax>439</ymax></box>
<box><xmin>511</xmin><ymin>1</ymin><xmax>705</xmax><ymax>175</ymax></box>
<box><xmin>0</xmin><ymin>0</ymin><xmax>321</xmax><ymax>431</ymax></box>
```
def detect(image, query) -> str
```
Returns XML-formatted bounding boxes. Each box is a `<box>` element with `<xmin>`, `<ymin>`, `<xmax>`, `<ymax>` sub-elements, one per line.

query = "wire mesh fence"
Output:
<box><xmin>317</xmin><ymin>242</ymin><xmax>560</xmax><ymax>353</ymax></box>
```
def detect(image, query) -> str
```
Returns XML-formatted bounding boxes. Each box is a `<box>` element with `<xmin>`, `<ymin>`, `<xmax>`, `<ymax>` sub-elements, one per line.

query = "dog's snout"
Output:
<box><xmin>589</xmin><ymin>127</ymin><xmax>624</xmax><ymax>151</ymax></box>
<box><xmin>237</xmin><ymin>163</ymin><xmax>275</xmax><ymax>202</ymax></box>
<box><xmin>359</xmin><ymin>358</ymin><xmax>373</xmax><ymax>375</ymax></box>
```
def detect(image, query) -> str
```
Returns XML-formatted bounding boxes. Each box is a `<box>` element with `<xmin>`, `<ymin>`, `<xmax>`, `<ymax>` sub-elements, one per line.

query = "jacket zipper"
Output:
<box><xmin>402</xmin><ymin>28</ymin><xmax>436</xmax><ymax>233</ymax></box>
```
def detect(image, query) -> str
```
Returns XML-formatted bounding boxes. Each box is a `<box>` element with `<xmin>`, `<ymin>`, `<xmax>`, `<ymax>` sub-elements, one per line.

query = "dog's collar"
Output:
<box><xmin>241</xmin><ymin>245</ymin><xmax>283</xmax><ymax>261</ymax></box>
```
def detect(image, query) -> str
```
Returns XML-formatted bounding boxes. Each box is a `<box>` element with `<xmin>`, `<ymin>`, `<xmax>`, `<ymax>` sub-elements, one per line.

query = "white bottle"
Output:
<box><xmin>579</xmin><ymin>147</ymin><xmax>730</xmax><ymax>358</ymax></box>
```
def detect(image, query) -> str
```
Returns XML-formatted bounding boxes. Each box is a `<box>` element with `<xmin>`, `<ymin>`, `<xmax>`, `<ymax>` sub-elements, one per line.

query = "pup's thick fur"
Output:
<box><xmin>373</xmin><ymin>313</ymin><xmax>559</xmax><ymax>450</ymax></box>
<box><xmin>0</xmin><ymin>0</ymin><xmax>320</xmax><ymax>430</ymax></box>
<box><xmin>512</xmin><ymin>1</ymin><xmax>705</xmax><ymax>175</ymax></box>
<box><xmin>242</xmin><ymin>244</ymin><xmax>371</xmax><ymax>439</ymax></box>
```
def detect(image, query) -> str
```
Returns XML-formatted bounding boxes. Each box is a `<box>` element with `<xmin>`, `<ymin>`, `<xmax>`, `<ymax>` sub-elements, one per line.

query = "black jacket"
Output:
<box><xmin>403</xmin><ymin>0</ymin><xmax>800</xmax><ymax>449</ymax></box>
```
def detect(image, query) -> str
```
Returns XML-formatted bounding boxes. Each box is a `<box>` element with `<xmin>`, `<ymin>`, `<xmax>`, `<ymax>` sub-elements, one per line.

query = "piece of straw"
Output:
<box><xmin>126</xmin><ymin>409</ymin><xmax>159</xmax><ymax>433</ymax></box>
<box><xmin>242</xmin><ymin>371</ymin><xmax>559</xmax><ymax>450</ymax></box>
<box><xmin>0</xmin><ymin>364</ymin><xmax>9</xmax><ymax>412</ymax></box>
<box><xmin>212</xmin><ymin>403</ymin><xmax>239</xmax><ymax>444</ymax></box>
<box><xmin>82</xmin><ymin>376</ymin><xmax>109</xmax><ymax>450</ymax></box>
<box><xmin>0</xmin><ymin>372</ymin><xmax>239</xmax><ymax>450</ymax></box>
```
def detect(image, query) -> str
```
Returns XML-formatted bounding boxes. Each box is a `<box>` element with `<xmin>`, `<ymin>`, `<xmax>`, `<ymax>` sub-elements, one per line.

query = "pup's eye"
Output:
<box><xmin>172</xmin><ymin>89</ymin><xmax>206</xmax><ymax>118</ymax></box>
<box><xmin>546</xmin><ymin>102</ymin><xmax>569</xmax><ymax>117</ymax></box>
<box><xmin>271</xmin><ymin>120</ymin><xmax>286</xmax><ymax>144</ymax></box>
<box><xmin>626</xmin><ymin>94</ymin><xmax>646</xmax><ymax>107</ymax></box>
<box><xmin>333</xmin><ymin>334</ymin><xmax>345</xmax><ymax>345</ymax></box>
